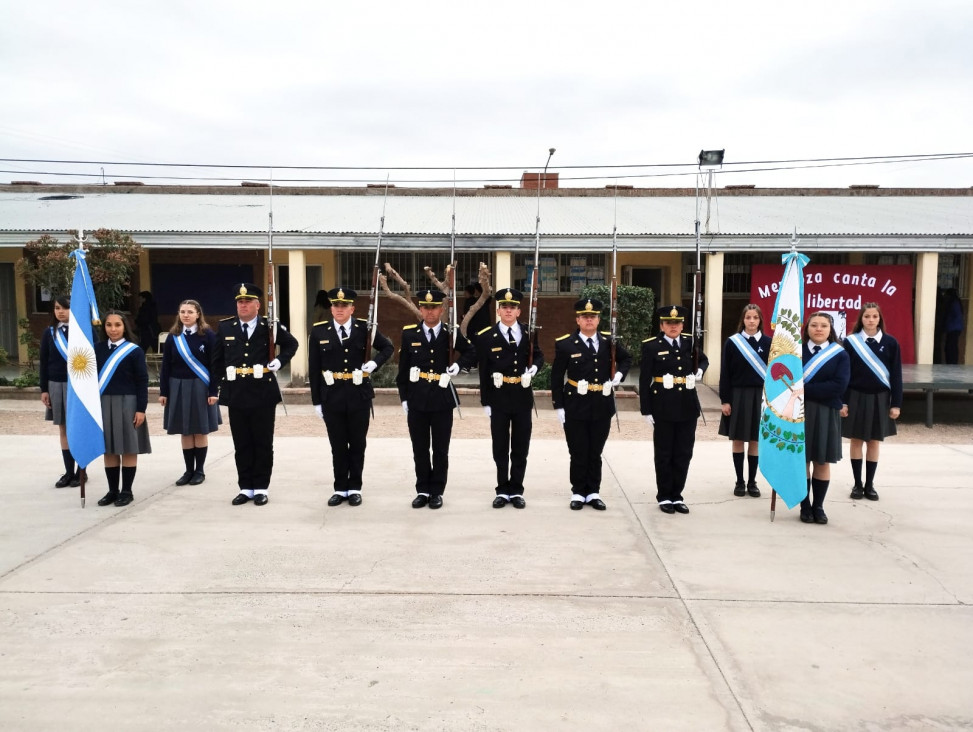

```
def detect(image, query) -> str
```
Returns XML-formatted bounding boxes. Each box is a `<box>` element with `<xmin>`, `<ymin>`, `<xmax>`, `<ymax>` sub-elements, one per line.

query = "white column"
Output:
<box><xmin>288</xmin><ymin>249</ymin><xmax>307</xmax><ymax>385</ymax></box>
<box><xmin>914</xmin><ymin>252</ymin><xmax>938</xmax><ymax>365</ymax></box>
<box><xmin>702</xmin><ymin>252</ymin><xmax>724</xmax><ymax>385</ymax></box>
<box><xmin>495</xmin><ymin>251</ymin><xmax>513</xmax><ymax>290</ymax></box>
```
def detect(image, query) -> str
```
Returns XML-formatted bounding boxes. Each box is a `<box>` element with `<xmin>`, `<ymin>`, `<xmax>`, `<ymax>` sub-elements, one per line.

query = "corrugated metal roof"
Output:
<box><xmin>2</xmin><ymin>190</ymin><xmax>973</xmax><ymax>237</ymax></box>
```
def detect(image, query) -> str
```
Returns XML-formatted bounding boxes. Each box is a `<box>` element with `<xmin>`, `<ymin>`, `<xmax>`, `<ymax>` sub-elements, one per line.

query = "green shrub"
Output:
<box><xmin>581</xmin><ymin>284</ymin><xmax>655</xmax><ymax>365</ymax></box>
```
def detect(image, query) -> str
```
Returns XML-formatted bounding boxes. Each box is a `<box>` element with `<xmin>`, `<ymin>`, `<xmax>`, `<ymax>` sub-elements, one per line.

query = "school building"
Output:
<box><xmin>1</xmin><ymin>181</ymin><xmax>971</xmax><ymax>385</ymax></box>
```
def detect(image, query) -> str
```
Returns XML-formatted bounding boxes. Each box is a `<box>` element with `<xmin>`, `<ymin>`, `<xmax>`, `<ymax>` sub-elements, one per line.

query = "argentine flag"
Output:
<box><xmin>759</xmin><ymin>249</ymin><xmax>809</xmax><ymax>509</ymax></box>
<box><xmin>66</xmin><ymin>247</ymin><xmax>105</xmax><ymax>469</ymax></box>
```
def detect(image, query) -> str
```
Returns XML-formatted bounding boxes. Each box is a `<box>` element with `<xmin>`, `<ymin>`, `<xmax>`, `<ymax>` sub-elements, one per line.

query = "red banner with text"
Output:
<box><xmin>750</xmin><ymin>264</ymin><xmax>915</xmax><ymax>364</ymax></box>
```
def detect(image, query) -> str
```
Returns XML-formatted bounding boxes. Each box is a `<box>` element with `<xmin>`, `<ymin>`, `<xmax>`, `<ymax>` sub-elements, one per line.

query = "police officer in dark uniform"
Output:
<box><xmin>308</xmin><ymin>287</ymin><xmax>394</xmax><ymax>508</ymax></box>
<box><xmin>639</xmin><ymin>305</ymin><xmax>709</xmax><ymax>515</ymax></box>
<box><xmin>211</xmin><ymin>283</ymin><xmax>299</xmax><ymax>506</ymax></box>
<box><xmin>474</xmin><ymin>288</ymin><xmax>544</xmax><ymax>509</ymax></box>
<box><xmin>550</xmin><ymin>297</ymin><xmax>632</xmax><ymax>511</ymax></box>
<box><xmin>396</xmin><ymin>289</ymin><xmax>477</xmax><ymax>510</ymax></box>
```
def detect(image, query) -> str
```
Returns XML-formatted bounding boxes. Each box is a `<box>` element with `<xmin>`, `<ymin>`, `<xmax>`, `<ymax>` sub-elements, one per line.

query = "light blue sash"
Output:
<box><xmin>52</xmin><ymin>327</ymin><xmax>68</xmax><ymax>361</ymax></box>
<box><xmin>803</xmin><ymin>341</ymin><xmax>842</xmax><ymax>383</ymax></box>
<box><xmin>98</xmin><ymin>341</ymin><xmax>139</xmax><ymax>393</ymax></box>
<box><xmin>730</xmin><ymin>332</ymin><xmax>766</xmax><ymax>378</ymax></box>
<box><xmin>174</xmin><ymin>333</ymin><xmax>210</xmax><ymax>385</ymax></box>
<box><xmin>846</xmin><ymin>332</ymin><xmax>890</xmax><ymax>389</ymax></box>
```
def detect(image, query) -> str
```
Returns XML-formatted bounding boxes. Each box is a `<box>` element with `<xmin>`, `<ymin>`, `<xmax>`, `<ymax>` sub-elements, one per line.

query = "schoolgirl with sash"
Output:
<box><xmin>718</xmin><ymin>304</ymin><xmax>771</xmax><ymax>497</ymax></box>
<box><xmin>95</xmin><ymin>311</ymin><xmax>151</xmax><ymax>507</ymax></box>
<box><xmin>39</xmin><ymin>295</ymin><xmax>80</xmax><ymax>488</ymax></box>
<box><xmin>800</xmin><ymin>312</ymin><xmax>850</xmax><ymax>525</ymax></box>
<box><xmin>159</xmin><ymin>299</ymin><xmax>221</xmax><ymax>486</ymax></box>
<box><xmin>840</xmin><ymin>302</ymin><xmax>903</xmax><ymax>501</ymax></box>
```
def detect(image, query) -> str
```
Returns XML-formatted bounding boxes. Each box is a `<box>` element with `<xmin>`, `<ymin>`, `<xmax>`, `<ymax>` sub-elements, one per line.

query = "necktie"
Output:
<box><xmin>339</xmin><ymin>325</ymin><xmax>347</xmax><ymax>341</ymax></box>
<box><xmin>242</xmin><ymin>323</ymin><xmax>249</xmax><ymax>339</ymax></box>
<box><xmin>813</xmin><ymin>345</ymin><xmax>821</xmax><ymax>354</ymax></box>
<box><xmin>184</xmin><ymin>329</ymin><xmax>192</xmax><ymax>336</ymax></box>
<box><xmin>587</xmin><ymin>337</ymin><xmax>596</xmax><ymax>355</ymax></box>
<box><xmin>428</xmin><ymin>327</ymin><xmax>436</xmax><ymax>344</ymax></box>
<box><xmin>671</xmin><ymin>337</ymin><xmax>679</xmax><ymax>349</ymax></box>
<box><xmin>866</xmin><ymin>337</ymin><xmax>876</xmax><ymax>345</ymax></box>
<box><xmin>748</xmin><ymin>336</ymin><xmax>758</xmax><ymax>348</ymax></box>
<box><xmin>508</xmin><ymin>327</ymin><xmax>516</xmax><ymax>345</ymax></box>
<box><xmin>109</xmin><ymin>343</ymin><xmax>117</xmax><ymax>352</ymax></box>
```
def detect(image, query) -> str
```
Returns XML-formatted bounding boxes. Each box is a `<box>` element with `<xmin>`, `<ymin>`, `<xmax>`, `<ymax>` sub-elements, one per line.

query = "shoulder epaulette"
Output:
<box><xmin>600</xmin><ymin>330</ymin><xmax>611</xmax><ymax>336</ymax></box>
<box><xmin>313</xmin><ymin>320</ymin><xmax>330</xmax><ymax>327</ymax></box>
<box><xmin>476</xmin><ymin>326</ymin><xmax>492</xmax><ymax>335</ymax></box>
<box><xmin>356</xmin><ymin>318</ymin><xmax>369</xmax><ymax>323</ymax></box>
<box><xmin>555</xmin><ymin>333</ymin><xmax>572</xmax><ymax>341</ymax></box>
<box><xmin>220</xmin><ymin>316</ymin><xmax>234</xmax><ymax>322</ymax></box>
<box><xmin>684</xmin><ymin>332</ymin><xmax>694</xmax><ymax>338</ymax></box>
<box><xmin>403</xmin><ymin>324</ymin><xmax>419</xmax><ymax>330</ymax></box>
<box><xmin>642</xmin><ymin>336</ymin><xmax>657</xmax><ymax>343</ymax></box>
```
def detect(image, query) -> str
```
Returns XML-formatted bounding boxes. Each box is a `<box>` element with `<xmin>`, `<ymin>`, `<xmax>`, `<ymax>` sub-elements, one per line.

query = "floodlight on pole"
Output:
<box><xmin>698</xmin><ymin>149</ymin><xmax>725</xmax><ymax>169</ymax></box>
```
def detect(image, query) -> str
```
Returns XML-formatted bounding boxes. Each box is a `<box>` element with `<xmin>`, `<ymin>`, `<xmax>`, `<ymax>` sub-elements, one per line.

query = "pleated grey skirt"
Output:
<box><xmin>163</xmin><ymin>377</ymin><xmax>222</xmax><ymax>435</ymax></box>
<box><xmin>805</xmin><ymin>400</ymin><xmax>841</xmax><ymax>464</ymax></box>
<box><xmin>841</xmin><ymin>389</ymin><xmax>897</xmax><ymax>441</ymax></box>
<box><xmin>718</xmin><ymin>386</ymin><xmax>762</xmax><ymax>441</ymax></box>
<box><xmin>102</xmin><ymin>394</ymin><xmax>152</xmax><ymax>455</ymax></box>
<box><xmin>46</xmin><ymin>379</ymin><xmax>68</xmax><ymax>424</ymax></box>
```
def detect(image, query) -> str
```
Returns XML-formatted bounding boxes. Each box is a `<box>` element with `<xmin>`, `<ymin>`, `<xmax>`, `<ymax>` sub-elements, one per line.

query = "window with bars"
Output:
<box><xmin>512</xmin><ymin>252</ymin><xmax>607</xmax><ymax>294</ymax></box>
<box><xmin>340</xmin><ymin>252</ymin><xmax>489</xmax><ymax>292</ymax></box>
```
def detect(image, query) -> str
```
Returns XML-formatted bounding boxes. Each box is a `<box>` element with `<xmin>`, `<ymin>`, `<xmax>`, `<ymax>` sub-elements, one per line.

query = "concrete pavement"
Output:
<box><xmin>1</xmin><ymin>404</ymin><xmax>972</xmax><ymax>731</ymax></box>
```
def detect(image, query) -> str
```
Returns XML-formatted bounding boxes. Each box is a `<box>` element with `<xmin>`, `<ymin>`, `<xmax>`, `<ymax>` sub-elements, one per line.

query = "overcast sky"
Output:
<box><xmin>2</xmin><ymin>0</ymin><xmax>971</xmax><ymax>189</ymax></box>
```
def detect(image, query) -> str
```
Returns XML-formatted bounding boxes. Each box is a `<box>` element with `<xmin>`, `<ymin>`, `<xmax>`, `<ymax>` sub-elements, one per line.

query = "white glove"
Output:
<box><xmin>556</xmin><ymin>408</ymin><xmax>566</xmax><ymax>425</ymax></box>
<box><xmin>644</xmin><ymin>414</ymin><xmax>655</xmax><ymax>426</ymax></box>
<box><xmin>446</xmin><ymin>363</ymin><xmax>460</xmax><ymax>376</ymax></box>
<box><xmin>524</xmin><ymin>365</ymin><xmax>538</xmax><ymax>378</ymax></box>
<box><xmin>314</xmin><ymin>404</ymin><xmax>323</xmax><ymax>419</ymax></box>
<box><xmin>362</xmin><ymin>360</ymin><xmax>378</xmax><ymax>374</ymax></box>
<box><xmin>483</xmin><ymin>406</ymin><xmax>492</xmax><ymax>418</ymax></box>
<box><xmin>402</xmin><ymin>401</ymin><xmax>409</xmax><ymax>416</ymax></box>
<box><xmin>266</xmin><ymin>358</ymin><xmax>282</xmax><ymax>372</ymax></box>
<box><xmin>612</xmin><ymin>371</ymin><xmax>623</xmax><ymax>387</ymax></box>
<box><xmin>694</xmin><ymin>368</ymin><xmax>704</xmax><ymax>380</ymax></box>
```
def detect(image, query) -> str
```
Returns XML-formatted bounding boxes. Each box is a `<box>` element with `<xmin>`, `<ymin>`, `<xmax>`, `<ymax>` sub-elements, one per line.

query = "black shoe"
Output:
<box><xmin>55</xmin><ymin>472</ymin><xmax>72</xmax><ymax>488</ymax></box>
<box><xmin>175</xmin><ymin>472</ymin><xmax>193</xmax><ymax>486</ymax></box>
<box><xmin>412</xmin><ymin>495</ymin><xmax>429</xmax><ymax>509</ymax></box>
<box><xmin>97</xmin><ymin>491</ymin><xmax>119</xmax><ymax>507</ymax></box>
<box><xmin>850</xmin><ymin>483</ymin><xmax>864</xmax><ymax>500</ymax></box>
<box><xmin>733</xmin><ymin>480</ymin><xmax>746</xmax><ymax>497</ymax></box>
<box><xmin>231</xmin><ymin>493</ymin><xmax>251</xmax><ymax>506</ymax></box>
<box><xmin>747</xmin><ymin>483</ymin><xmax>761</xmax><ymax>498</ymax></box>
<box><xmin>113</xmin><ymin>492</ymin><xmax>133</xmax><ymax>507</ymax></box>
<box><xmin>188</xmin><ymin>471</ymin><xmax>206</xmax><ymax>486</ymax></box>
<box><xmin>570</xmin><ymin>500</ymin><xmax>584</xmax><ymax>510</ymax></box>
<box><xmin>253</xmin><ymin>494</ymin><xmax>269</xmax><ymax>506</ymax></box>
<box><xmin>492</xmin><ymin>496</ymin><xmax>508</xmax><ymax>509</ymax></box>
<box><xmin>659</xmin><ymin>503</ymin><xmax>676</xmax><ymax>514</ymax></box>
<box><xmin>327</xmin><ymin>493</ymin><xmax>347</xmax><ymax>507</ymax></box>
<box><xmin>428</xmin><ymin>495</ymin><xmax>443</xmax><ymax>509</ymax></box>
<box><xmin>588</xmin><ymin>498</ymin><xmax>607</xmax><ymax>510</ymax></box>
<box><xmin>813</xmin><ymin>507</ymin><xmax>828</xmax><ymax>524</ymax></box>
<box><xmin>673</xmin><ymin>502</ymin><xmax>690</xmax><ymax>514</ymax></box>
<box><xmin>863</xmin><ymin>485</ymin><xmax>879</xmax><ymax>501</ymax></box>
<box><xmin>510</xmin><ymin>496</ymin><xmax>527</xmax><ymax>509</ymax></box>
<box><xmin>347</xmin><ymin>493</ymin><xmax>362</xmax><ymax>506</ymax></box>
<box><xmin>69</xmin><ymin>473</ymin><xmax>81</xmax><ymax>487</ymax></box>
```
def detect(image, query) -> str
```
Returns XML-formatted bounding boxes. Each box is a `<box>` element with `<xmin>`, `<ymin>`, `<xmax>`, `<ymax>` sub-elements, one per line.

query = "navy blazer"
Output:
<box><xmin>718</xmin><ymin>332</ymin><xmax>771</xmax><ymax>403</ymax></box>
<box><xmin>211</xmin><ymin>316</ymin><xmax>299</xmax><ymax>410</ymax></box>
<box><xmin>39</xmin><ymin>326</ymin><xmax>69</xmax><ymax>392</ymax></box>
<box><xmin>550</xmin><ymin>330</ymin><xmax>631</xmax><ymax>421</ymax></box>
<box><xmin>842</xmin><ymin>333</ymin><xmax>904</xmax><ymax>408</ymax></box>
<box><xmin>475</xmin><ymin>321</ymin><xmax>545</xmax><ymax>413</ymax></box>
<box><xmin>160</xmin><ymin>329</ymin><xmax>219</xmax><ymax>398</ymax></box>
<box><xmin>308</xmin><ymin>318</ymin><xmax>394</xmax><ymax>410</ymax></box>
<box><xmin>639</xmin><ymin>332</ymin><xmax>708</xmax><ymax>421</ymax></box>
<box><xmin>396</xmin><ymin>323</ymin><xmax>476</xmax><ymax>411</ymax></box>
<box><xmin>802</xmin><ymin>343</ymin><xmax>850</xmax><ymax>410</ymax></box>
<box><xmin>95</xmin><ymin>340</ymin><xmax>149</xmax><ymax>413</ymax></box>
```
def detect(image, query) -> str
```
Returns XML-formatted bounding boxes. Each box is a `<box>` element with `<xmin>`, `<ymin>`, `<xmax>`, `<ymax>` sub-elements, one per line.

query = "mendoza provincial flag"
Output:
<box><xmin>65</xmin><ymin>247</ymin><xmax>105</xmax><ymax>469</ymax></box>
<box><xmin>759</xmin><ymin>249</ymin><xmax>810</xmax><ymax>509</ymax></box>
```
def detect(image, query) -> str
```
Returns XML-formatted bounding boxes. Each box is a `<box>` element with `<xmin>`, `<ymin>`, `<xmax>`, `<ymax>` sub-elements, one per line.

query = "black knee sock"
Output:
<box><xmin>183</xmin><ymin>448</ymin><xmax>195</xmax><ymax>473</ymax></box>
<box><xmin>61</xmin><ymin>449</ymin><xmax>75</xmax><ymax>475</ymax></box>
<box><xmin>194</xmin><ymin>446</ymin><xmax>208</xmax><ymax>472</ymax></box>
<box><xmin>865</xmin><ymin>460</ymin><xmax>877</xmax><ymax>487</ymax></box>
<box><xmin>811</xmin><ymin>477</ymin><xmax>829</xmax><ymax>508</ymax></box>
<box><xmin>801</xmin><ymin>478</ymin><xmax>811</xmax><ymax>509</ymax></box>
<box><xmin>732</xmin><ymin>452</ymin><xmax>744</xmax><ymax>482</ymax></box>
<box><xmin>121</xmin><ymin>466</ymin><xmax>137</xmax><ymax>494</ymax></box>
<box><xmin>105</xmin><ymin>466</ymin><xmax>121</xmax><ymax>494</ymax></box>
<box><xmin>851</xmin><ymin>458</ymin><xmax>863</xmax><ymax>486</ymax></box>
<box><xmin>747</xmin><ymin>455</ymin><xmax>759</xmax><ymax>484</ymax></box>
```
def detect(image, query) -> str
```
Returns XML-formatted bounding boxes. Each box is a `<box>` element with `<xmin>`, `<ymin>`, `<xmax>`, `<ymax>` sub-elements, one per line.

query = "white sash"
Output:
<box><xmin>52</xmin><ymin>327</ymin><xmax>69</xmax><ymax>361</ymax></box>
<box><xmin>174</xmin><ymin>333</ymin><xmax>211</xmax><ymax>385</ymax></box>
<box><xmin>846</xmin><ymin>332</ymin><xmax>890</xmax><ymax>389</ymax></box>
<box><xmin>803</xmin><ymin>341</ymin><xmax>842</xmax><ymax>383</ymax></box>
<box><xmin>730</xmin><ymin>332</ymin><xmax>766</xmax><ymax>378</ymax></box>
<box><xmin>98</xmin><ymin>341</ymin><xmax>139</xmax><ymax>393</ymax></box>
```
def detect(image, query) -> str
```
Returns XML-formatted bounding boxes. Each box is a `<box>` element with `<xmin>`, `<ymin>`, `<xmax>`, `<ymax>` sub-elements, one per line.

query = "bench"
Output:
<box><xmin>901</xmin><ymin>364</ymin><xmax>973</xmax><ymax>427</ymax></box>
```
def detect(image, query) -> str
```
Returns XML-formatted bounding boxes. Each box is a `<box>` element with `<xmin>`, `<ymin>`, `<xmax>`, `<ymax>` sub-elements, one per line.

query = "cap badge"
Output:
<box><xmin>585</xmin><ymin>300</ymin><xmax>593</xmax><ymax>312</ymax></box>
<box><xmin>337</xmin><ymin>288</ymin><xmax>345</xmax><ymax>300</ymax></box>
<box><xmin>239</xmin><ymin>285</ymin><xmax>248</xmax><ymax>296</ymax></box>
<box><xmin>425</xmin><ymin>292</ymin><xmax>433</xmax><ymax>302</ymax></box>
<box><xmin>670</xmin><ymin>307</ymin><xmax>679</xmax><ymax>318</ymax></box>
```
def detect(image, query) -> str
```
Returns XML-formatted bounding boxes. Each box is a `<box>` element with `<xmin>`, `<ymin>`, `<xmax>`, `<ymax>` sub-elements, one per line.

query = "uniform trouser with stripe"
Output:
<box><xmin>564</xmin><ymin>417</ymin><xmax>612</xmax><ymax>495</ymax></box>
<box><xmin>653</xmin><ymin>418</ymin><xmax>697</xmax><ymax>503</ymax></box>
<box><xmin>490</xmin><ymin>407</ymin><xmax>533</xmax><ymax>495</ymax></box>
<box><xmin>323</xmin><ymin>405</ymin><xmax>371</xmax><ymax>492</ymax></box>
<box><xmin>228</xmin><ymin>405</ymin><xmax>277</xmax><ymax>490</ymax></box>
